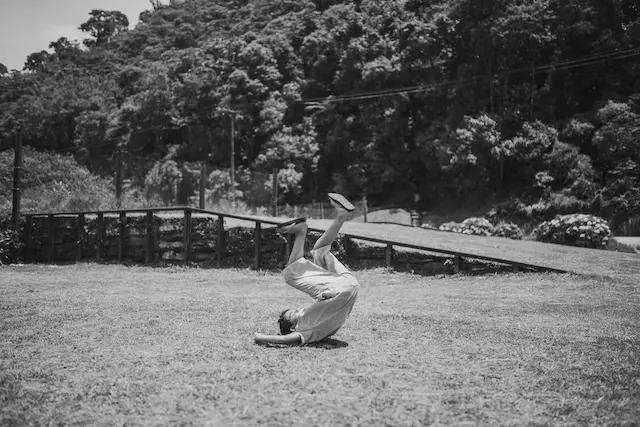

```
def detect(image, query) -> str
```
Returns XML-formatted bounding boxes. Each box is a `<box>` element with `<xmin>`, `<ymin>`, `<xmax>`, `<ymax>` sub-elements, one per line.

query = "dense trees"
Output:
<box><xmin>79</xmin><ymin>10</ymin><xmax>130</xmax><ymax>47</ymax></box>
<box><xmin>0</xmin><ymin>0</ymin><xmax>638</xmax><ymax>230</ymax></box>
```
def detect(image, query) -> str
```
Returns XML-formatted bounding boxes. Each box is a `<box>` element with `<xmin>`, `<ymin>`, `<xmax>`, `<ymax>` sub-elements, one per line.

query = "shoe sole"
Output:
<box><xmin>275</xmin><ymin>217</ymin><xmax>307</xmax><ymax>231</ymax></box>
<box><xmin>327</xmin><ymin>193</ymin><xmax>355</xmax><ymax>211</ymax></box>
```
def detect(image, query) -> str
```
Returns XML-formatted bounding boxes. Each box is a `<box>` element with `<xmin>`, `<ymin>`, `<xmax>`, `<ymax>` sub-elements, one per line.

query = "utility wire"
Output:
<box><xmin>300</xmin><ymin>47</ymin><xmax>640</xmax><ymax>104</ymax></box>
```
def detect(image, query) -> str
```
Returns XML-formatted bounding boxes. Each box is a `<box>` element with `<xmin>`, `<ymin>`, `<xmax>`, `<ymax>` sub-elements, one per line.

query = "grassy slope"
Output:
<box><xmin>1</xmin><ymin>264</ymin><xmax>639</xmax><ymax>426</ymax></box>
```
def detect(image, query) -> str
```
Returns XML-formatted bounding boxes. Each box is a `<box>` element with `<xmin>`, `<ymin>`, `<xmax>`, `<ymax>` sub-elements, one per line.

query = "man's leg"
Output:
<box><xmin>313</xmin><ymin>200</ymin><xmax>351</xmax><ymax>250</ymax></box>
<box><xmin>284</xmin><ymin>222</ymin><xmax>308</xmax><ymax>266</ymax></box>
<box><xmin>281</xmin><ymin>220</ymin><xmax>330</xmax><ymax>299</ymax></box>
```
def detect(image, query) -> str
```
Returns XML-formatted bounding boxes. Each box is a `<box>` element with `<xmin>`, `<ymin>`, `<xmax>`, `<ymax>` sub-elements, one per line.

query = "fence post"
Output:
<box><xmin>217</xmin><ymin>215</ymin><xmax>225</xmax><ymax>268</ymax></box>
<box><xmin>199</xmin><ymin>163</ymin><xmax>206</xmax><ymax>210</ymax></box>
<box><xmin>272</xmin><ymin>168</ymin><xmax>278</xmax><ymax>217</ymax></box>
<box><xmin>77</xmin><ymin>214</ymin><xmax>84</xmax><ymax>262</ymax></box>
<box><xmin>24</xmin><ymin>214</ymin><xmax>32</xmax><ymax>263</ymax></box>
<box><xmin>96</xmin><ymin>213</ymin><xmax>104</xmax><ymax>262</ymax></box>
<box><xmin>363</xmin><ymin>196</ymin><xmax>368</xmax><ymax>223</ymax></box>
<box><xmin>253</xmin><ymin>221</ymin><xmax>262</xmax><ymax>270</ymax></box>
<box><xmin>118</xmin><ymin>212</ymin><xmax>126</xmax><ymax>263</ymax></box>
<box><xmin>12</xmin><ymin>128</ymin><xmax>22</xmax><ymax>231</ymax></box>
<box><xmin>385</xmin><ymin>243</ymin><xmax>393</xmax><ymax>268</ymax></box>
<box><xmin>183</xmin><ymin>209</ymin><xmax>192</xmax><ymax>266</ymax></box>
<box><xmin>115</xmin><ymin>152</ymin><xmax>123</xmax><ymax>209</ymax></box>
<box><xmin>145</xmin><ymin>210</ymin><xmax>153</xmax><ymax>264</ymax></box>
<box><xmin>454</xmin><ymin>255</ymin><xmax>462</xmax><ymax>274</ymax></box>
<box><xmin>47</xmin><ymin>215</ymin><xmax>55</xmax><ymax>262</ymax></box>
<box><xmin>410</xmin><ymin>210</ymin><xmax>420</xmax><ymax>227</ymax></box>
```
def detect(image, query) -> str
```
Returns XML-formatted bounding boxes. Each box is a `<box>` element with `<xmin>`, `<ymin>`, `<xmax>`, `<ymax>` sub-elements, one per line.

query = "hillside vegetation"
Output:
<box><xmin>1</xmin><ymin>0</ymin><xmax>639</xmax><ymax>232</ymax></box>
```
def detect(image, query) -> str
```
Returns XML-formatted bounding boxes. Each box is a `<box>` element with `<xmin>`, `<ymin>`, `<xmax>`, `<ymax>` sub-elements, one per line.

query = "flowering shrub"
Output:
<box><xmin>438</xmin><ymin>217</ymin><xmax>523</xmax><ymax>240</ymax></box>
<box><xmin>534</xmin><ymin>214</ymin><xmax>611</xmax><ymax>249</ymax></box>
<box><xmin>420</xmin><ymin>222</ymin><xmax>437</xmax><ymax>229</ymax></box>
<box><xmin>460</xmin><ymin>217</ymin><xmax>495</xmax><ymax>235</ymax></box>
<box><xmin>493</xmin><ymin>222</ymin><xmax>523</xmax><ymax>240</ymax></box>
<box><xmin>439</xmin><ymin>217</ymin><xmax>494</xmax><ymax>236</ymax></box>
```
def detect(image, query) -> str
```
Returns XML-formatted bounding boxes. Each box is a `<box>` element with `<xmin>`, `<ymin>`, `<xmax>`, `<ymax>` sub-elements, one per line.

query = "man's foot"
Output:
<box><xmin>275</xmin><ymin>217</ymin><xmax>307</xmax><ymax>234</ymax></box>
<box><xmin>328</xmin><ymin>193</ymin><xmax>355</xmax><ymax>215</ymax></box>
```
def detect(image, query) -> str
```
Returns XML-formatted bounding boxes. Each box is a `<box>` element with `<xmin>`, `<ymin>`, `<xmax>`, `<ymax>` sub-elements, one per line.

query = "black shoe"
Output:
<box><xmin>275</xmin><ymin>217</ymin><xmax>307</xmax><ymax>233</ymax></box>
<box><xmin>327</xmin><ymin>193</ymin><xmax>355</xmax><ymax>212</ymax></box>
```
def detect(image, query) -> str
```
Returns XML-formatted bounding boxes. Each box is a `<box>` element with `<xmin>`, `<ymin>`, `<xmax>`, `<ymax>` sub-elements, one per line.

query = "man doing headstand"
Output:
<box><xmin>254</xmin><ymin>193</ymin><xmax>360</xmax><ymax>346</ymax></box>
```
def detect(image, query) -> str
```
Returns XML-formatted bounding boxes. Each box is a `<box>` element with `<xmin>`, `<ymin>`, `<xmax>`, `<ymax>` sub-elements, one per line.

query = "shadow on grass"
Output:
<box><xmin>306</xmin><ymin>338</ymin><xmax>349</xmax><ymax>349</ymax></box>
<box><xmin>256</xmin><ymin>338</ymin><xmax>349</xmax><ymax>350</ymax></box>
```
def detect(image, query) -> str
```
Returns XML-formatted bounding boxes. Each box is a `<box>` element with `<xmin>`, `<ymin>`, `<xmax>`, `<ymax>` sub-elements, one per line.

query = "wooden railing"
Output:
<box><xmin>20</xmin><ymin>206</ymin><xmax>419</xmax><ymax>271</ymax></box>
<box><xmin>20</xmin><ymin>206</ymin><xmax>552</xmax><ymax>273</ymax></box>
<box><xmin>21</xmin><ymin>207</ymin><xmax>286</xmax><ymax>269</ymax></box>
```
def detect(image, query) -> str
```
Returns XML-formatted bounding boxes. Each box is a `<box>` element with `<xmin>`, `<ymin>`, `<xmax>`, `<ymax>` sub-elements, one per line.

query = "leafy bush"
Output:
<box><xmin>0</xmin><ymin>229</ymin><xmax>23</xmax><ymax>264</ymax></box>
<box><xmin>459</xmin><ymin>217</ymin><xmax>495</xmax><ymax>235</ymax></box>
<box><xmin>517</xmin><ymin>192</ymin><xmax>591</xmax><ymax>222</ymax></box>
<box><xmin>493</xmin><ymin>222</ymin><xmax>523</xmax><ymax>240</ymax></box>
<box><xmin>145</xmin><ymin>159</ymin><xmax>183</xmax><ymax>204</ymax></box>
<box><xmin>420</xmin><ymin>222</ymin><xmax>437</xmax><ymax>229</ymax></box>
<box><xmin>0</xmin><ymin>147</ymin><xmax>116</xmax><ymax>213</ymax></box>
<box><xmin>204</xmin><ymin>168</ymin><xmax>251</xmax><ymax>205</ymax></box>
<box><xmin>534</xmin><ymin>214</ymin><xmax>611</xmax><ymax>249</ymax></box>
<box><xmin>439</xmin><ymin>217</ymin><xmax>494</xmax><ymax>236</ymax></box>
<box><xmin>0</xmin><ymin>215</ymin><xmax>24</xmax><ymax>264</ymax></box>
<box><xmin>439</xmin><ymin>217</ymin><xmax>523</xmax><ymax>240</ymax></box>
<box><xmin>438</xmin><ymin>221</ymin><xmax>460</xmax><ymax>232</ymax></box>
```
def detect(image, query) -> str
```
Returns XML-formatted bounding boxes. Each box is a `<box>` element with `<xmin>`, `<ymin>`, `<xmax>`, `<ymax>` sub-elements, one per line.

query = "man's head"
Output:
<box><xmin>278</xmin><ymin>308</ymin><xmax>301</xmax><ymax>335</ymax></box>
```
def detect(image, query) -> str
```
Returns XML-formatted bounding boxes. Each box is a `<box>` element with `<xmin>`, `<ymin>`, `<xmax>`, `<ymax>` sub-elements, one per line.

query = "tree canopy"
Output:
<box><xmin>1</xmin><ymin>0</ymin><xmax>639</xmax><ymax>230</ymax></box>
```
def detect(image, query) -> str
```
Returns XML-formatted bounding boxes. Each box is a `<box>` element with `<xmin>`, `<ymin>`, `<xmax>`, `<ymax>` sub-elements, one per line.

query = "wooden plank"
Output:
<box><xmin>118</xmin><ymin>212</ymin><xmax>126</xmax><ymax>263</ymax></box>
<box><xmin>385</xmin><ymin>243</ymin><xmax>393</xmax><ymax>268</ymax></box>
<box><xmin>145</xmin><ymin>210</ymin><xmax>153</xmax><ymax>264</ymax></box>
<box><xmin>217</xmin><ymin>215</ymin><xmax>224</xmax><ymax>268</ymax></box>
<box><xmin>183</xmin><ymin>209</ymin><xmax>192</xmax><ymax>266</ymax></box>
<box><xmin>311</xmin><ymin>229</ymin><xmax>563</xmax><ymax>274</ymax></box>
<box><xmin>253</xmin><ymin>221</ymin><xmax>262</xmax><ymax>270</ymax></box>
<box><xmin>96</xmin><ymin>213</ymin><xmax>104</xmax><ymax>262</ymax></box>
<box><xmin>454</xmin><ymin>255</ymin><xmax>462</xmax><ymax>274</ymax></box>
<box><xmin>47</xmin><ymin>215</ymin><xmax>55</xmax><ymax>262</ymax></box>
<box><xmin>76</xmin><ymin>214</ymin><xmax>84</xmax><ymax>262</ymax></box>
<box><xmin>24</xmin><ymin>215</ymin><xmax>32</xmax><ymax>263</ymax></box>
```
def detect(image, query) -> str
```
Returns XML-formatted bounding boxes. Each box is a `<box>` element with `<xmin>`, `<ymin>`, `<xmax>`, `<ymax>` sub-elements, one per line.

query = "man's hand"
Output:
<box><xmin>254</xmin><ymin>333</ymin><xmax>270</xmax><ymax>343</ymax></box>
<box><xmin>318</xmin><ymin>289</ymin><xmax>338</xmax><ymax>300</ymax></box>
<box><xmin>254</xmin><ymin>332</ymin><xmax>302</xmax><ymax>346</ymax></box>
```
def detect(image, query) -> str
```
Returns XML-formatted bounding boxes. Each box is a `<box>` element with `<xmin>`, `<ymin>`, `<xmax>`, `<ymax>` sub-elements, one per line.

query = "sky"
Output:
<box><xmin>0</xmin><ymin>0</ymin><xmax>153</xmax><ymax>71</ymax></box>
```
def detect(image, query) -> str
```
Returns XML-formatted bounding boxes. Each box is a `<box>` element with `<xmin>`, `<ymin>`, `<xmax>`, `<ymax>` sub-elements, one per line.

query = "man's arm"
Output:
<box><xmin>254</xmin><ymin>332</ymin><xmax>302</xmax><ymax>346</ymax></box>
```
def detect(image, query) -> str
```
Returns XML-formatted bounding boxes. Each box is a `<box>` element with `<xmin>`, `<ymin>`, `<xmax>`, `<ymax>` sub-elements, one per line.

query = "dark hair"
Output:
<box><xmin>278</xmin><ymin>309</ymin><xmax>294</xmax><ymax>335</ymax></box>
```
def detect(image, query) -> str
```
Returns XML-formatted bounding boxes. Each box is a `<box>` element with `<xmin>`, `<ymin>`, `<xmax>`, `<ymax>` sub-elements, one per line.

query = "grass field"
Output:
<box><xmin>1</xmin><ymin>264</ymin><xmax>639</xmax><ymax>426</ymax></box>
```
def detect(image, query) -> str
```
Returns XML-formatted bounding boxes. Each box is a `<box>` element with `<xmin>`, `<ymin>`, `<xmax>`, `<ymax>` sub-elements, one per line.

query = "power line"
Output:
<box><xmin>299</xmin><ymin>47</ymin><xmax>640</xmax><ymax>104</ymax></box>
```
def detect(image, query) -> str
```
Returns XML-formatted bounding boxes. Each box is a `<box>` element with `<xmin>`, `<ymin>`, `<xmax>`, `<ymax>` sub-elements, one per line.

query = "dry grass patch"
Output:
<box><xmin>1</xmin><ymin>264</ymin><xmax>639</xmax><ymax>426</ymax></box>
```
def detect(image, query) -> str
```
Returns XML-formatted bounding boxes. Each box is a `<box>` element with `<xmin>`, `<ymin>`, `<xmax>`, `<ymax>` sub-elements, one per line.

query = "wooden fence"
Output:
<box><xmin>21</xmin><ymin>207</ymin><xmax>289</xmax><ymax>270</ymax></box>
<box><xmin>20</xmin><ymin>206</ymin><xmax>548</xmax><ymax>274</ymax></box>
